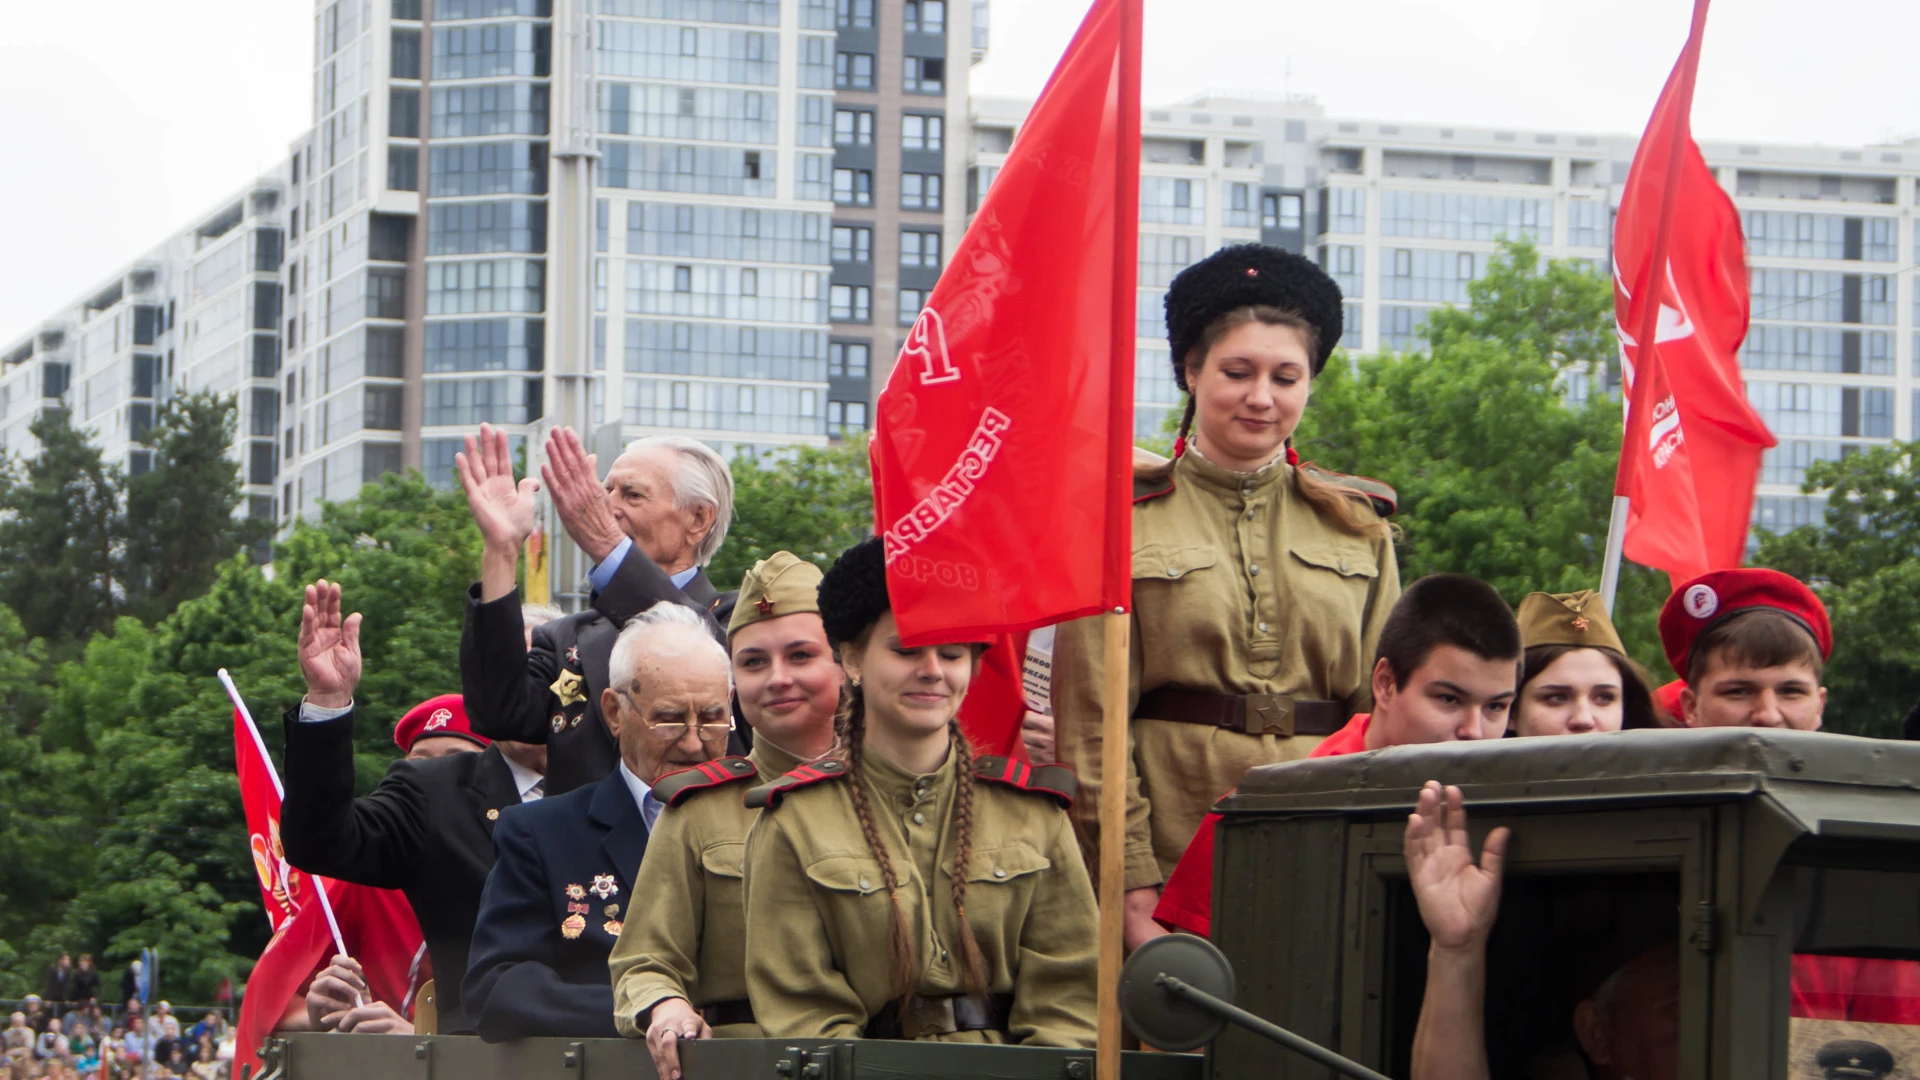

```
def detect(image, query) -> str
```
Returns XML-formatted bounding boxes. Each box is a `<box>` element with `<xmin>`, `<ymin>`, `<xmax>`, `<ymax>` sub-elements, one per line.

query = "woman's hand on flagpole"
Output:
<box><xmin>299</xmin><ymin>580</ymin><xmax>362</xmax><ymax>711</ymax></box>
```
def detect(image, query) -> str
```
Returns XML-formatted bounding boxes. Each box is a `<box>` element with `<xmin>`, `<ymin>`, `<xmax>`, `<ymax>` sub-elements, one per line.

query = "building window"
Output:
<box><xmin>900</xmin><ymin>230</ymin><xmax>942</xmax><ymax>268</ymax></box>
<box><xmin>904</xmin><ymin>0</ymin><xmax>945</xmax><ymax>33</ymax></box>
<box><xmin>903</xmin><ymin>56</ymin><xmax>945</xmax><ymax>94</ymax></box>
<box><xmin>836</xmin><ymin>0</ymin><xmax>873</xmax><ymax>28</ymax></box>
<box><xmin>833</xmin><ymin>168</ymin><xmax>873</xmax><ymax>206</ymax></box>
<box><xmin>832</xmin><ymin>226</ymin><xmax>872</xmax><ymax>263</ymax></box>
<box><xmin>829</xmin><ymin>285</ymin><xmax>871</xmax><ymax>322</ymax></box>
<box><xmin>738</xmin><ymin>385</ymin><xmax>757</xmax><ymax>414</ymax></box>
<box><xmin>673</xmin><ymin>265</ymin><xmax>693</xmax><ymax>292</ymax></box>
<box><xmin>828</xmin><ymin>399</ymin><xmax>870</xmax><ymax>437</ymax></box>
<box><xmin>1224</xmin><ymin>182</ymin><xmax>1254</xmax><ymax>227</ymax></box>
<box><xmin>899</xmin><ymin>289</ymin><xmax>926</xmax><ymax>324</ymax></box>
<box><xmin>901</xmin><ymin>172</ymin><xmax>942</xmax><ymax>210</ymax></box>
<box><xmin>829</xmin><ymin>340</ymin><xmax>870</xmax><ymax>377</ymax></box>
<box><xmin>365</xmin><ymin>385</ymin><xmax>404</xmax><ymax>430</ymax></box>
<box><xmin>902</xmin><ymin>114</ymin><xmax>944</xmax><ymax>152</ymax></box>
<box><xmin>834</xmin><ymin>109</ymin><xmax>874</xmax><ymax>146</ymax></box>
<box><xmin>835</xmin><ymin>52</ymin><xmax>875</xmax><ymax>90</ymax></box>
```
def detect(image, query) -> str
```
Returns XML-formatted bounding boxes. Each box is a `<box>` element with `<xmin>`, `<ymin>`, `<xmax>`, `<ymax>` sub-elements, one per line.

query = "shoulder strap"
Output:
<box><xmin>1132</xmin><ymin>458</ymin><xmax>1177</xmax><ymax>505</ymax></box>
<box><xmin>973</xmin><ymin>756</ymin><xmax>1076</xmax><ymax>808</ymax></box>
<box><xmin>1299</xmin><ymin>462</ymin><xmax>1398</xmax><ymax>518</ymax></box>
<box><xmin>653</xmin><ymin>757</ymin><xmax>758</xmax><ymax>808</ymax></box>
<box><xmin>744</xmin><ymin>758</ymin><xmax>850</xmax><ymax>811</ymax></box>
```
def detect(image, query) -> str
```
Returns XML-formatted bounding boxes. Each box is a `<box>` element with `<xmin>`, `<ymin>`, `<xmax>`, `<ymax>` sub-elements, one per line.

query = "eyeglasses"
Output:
<box><xmin>617</xmin><ymin>688</ymin><xmax>734</xmax><ymax>741</ymax></box>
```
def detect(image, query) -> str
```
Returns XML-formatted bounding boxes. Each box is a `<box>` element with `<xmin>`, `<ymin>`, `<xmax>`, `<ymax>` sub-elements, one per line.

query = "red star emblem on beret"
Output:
<box><xmin>1244</xmin><ymin>267</ymin><xmax>1259</xmax><ymax>277</ymax></box>
<box><xmin>755</xmin><ymin>598</ymin><xmax>775</xmax><ymax>615</ymax></box>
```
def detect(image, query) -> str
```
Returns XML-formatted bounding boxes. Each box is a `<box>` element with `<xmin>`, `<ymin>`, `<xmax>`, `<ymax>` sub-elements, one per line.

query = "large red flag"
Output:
<box><xmin>1613</xmin><ymin>0</ymin><xmax>1774</xmax><ymax>584</ymax></box>
<box><xmin>871</xmin><ymin>0</ymin><xmax>1139</xmax><ymax>647</ymax></box>
<box><xmin>235</xmin><ymin>707</ymin><xmax>314</xmax><ymax>932</ymax></box>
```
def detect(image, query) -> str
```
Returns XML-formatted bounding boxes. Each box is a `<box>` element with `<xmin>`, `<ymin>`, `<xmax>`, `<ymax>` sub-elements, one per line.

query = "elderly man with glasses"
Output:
<box><xmin>463</xmin><ymin>601</ymin><xmax>734</xmax><ymax>1041</ymax></box>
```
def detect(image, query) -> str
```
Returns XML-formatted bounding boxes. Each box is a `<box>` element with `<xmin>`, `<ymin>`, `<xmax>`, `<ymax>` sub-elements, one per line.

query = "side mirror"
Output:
<box><xmin>1118</xmin><ymin>935</ymin><xmax>1393</xmax><ymax>1080</ymax></box>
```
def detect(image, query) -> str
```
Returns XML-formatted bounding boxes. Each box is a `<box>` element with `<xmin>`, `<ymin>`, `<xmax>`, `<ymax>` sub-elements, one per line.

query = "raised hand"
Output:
<box><xmin>1404</xmin><ymin>781</ymin><xmax>1508</xmax><ymax>954</ymax></box>
<box><xmin>456</xmin><ymin>422</ymin><xmax>542</xmax><ymax>554</ymax></box>
<box><xmin>299</xmin><ymin>581</ymin><xmax>363</xmax><ymax>710</ymax></box>
<box><xmin>541</xmin><ymin>426</ymin><xmax>626</xmax><ymax>563</ymax></box>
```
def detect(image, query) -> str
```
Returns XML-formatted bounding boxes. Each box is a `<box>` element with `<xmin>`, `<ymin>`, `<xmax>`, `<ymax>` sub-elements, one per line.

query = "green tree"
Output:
<box><xmin>1754</xmin><ymin>441</ymin><xmax>1920</xmax><ymax>736</ymax></box>
<box><xmin>1295</xmin><ymin>241</ymin><xmax>1671</xmax><ymax>674</ymax></box>
<box><xmin>0</xmin><ymin>409</ymin><xmax>123</xmax><ymax>648</ymax></box>
<box><xmin>712</xmin><ymin>440</ymin><xmax>875</xmax><ymax>589</ymax></box>
<box><xmin>122</xmin><ymin>391</ymin><xmax>263</xmax><ymax>624</ymax></box>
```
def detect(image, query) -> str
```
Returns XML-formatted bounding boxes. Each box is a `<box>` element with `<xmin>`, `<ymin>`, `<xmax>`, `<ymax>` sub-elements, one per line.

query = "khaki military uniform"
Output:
<box><xmin>610</xmin><ymin>739</ymin><xmax>804</xmax><ymax>1038</ymax></box>
<box><xmin>742</xmin><ymin>749</ymin><xmax>1098</xmax><ymax>1046</ymax></box>
<box><xmin>1053</xmin><ymin>448</ymin><xmax>1401</xmax><ymax>891</ymax></box>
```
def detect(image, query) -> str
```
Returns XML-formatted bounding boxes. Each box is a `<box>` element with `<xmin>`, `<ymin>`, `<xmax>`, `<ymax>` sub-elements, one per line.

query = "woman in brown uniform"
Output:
<box><xmin>1052</xmin><ymin>244</ymin><xmax>1402</xmax><ymax>948</ymax></box>
<box><xmin>742</xmin><ymin>538</ymin><xmax>1097</xmax><ymax>1045</ymax></box>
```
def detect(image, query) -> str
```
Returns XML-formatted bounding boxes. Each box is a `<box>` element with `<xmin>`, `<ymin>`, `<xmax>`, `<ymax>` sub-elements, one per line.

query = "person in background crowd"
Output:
<box><xmin>69</xmin><ymin>959</ymin><xmax>100</xmax><ymax>1012</ymax></box>
<box><xmin>1404</xmin><ymin>781</ymin><xmax>1680</xmax><ymax>1080</ymax></box>
<box><xmin>1661</xmin><ymin>568</ymin><xmax>1828</xmax><ymax>731</ymax></box>
<box><xmin>1511</xmin><ymin>590</ymin><xmax>1658</xmax><ymax>737</ymax></box>
<box><xmin>1052</xmin><ymin>243</ymin><xmax>1402</xmax><ymax>951</ymax></box>
<box><xmin>187</xmin><ymin>1040</ymin><xmax>221</xmax><ymax>1080</ymax></box>
<box><xmin>743</xmin><ymin>537</ymin><xmax>1099</xmax><ymax>1046</ymax></box>
<box><xmin>119</xmin><ymin>963</ymin><xmax>143</xmax><ymax>1012</ymax></box>
<box><xmin>3</xmin><ymin>1013</ymin><xmax>31</xmax><ymax>1072</ymax></box>
<box><xmin>1155</xmin><ymin>574</ymin><xmax>1522</xmax><ymax>937</ymax></box>
<box><xmin>44</xmin><ymin>954</ymin><xmax>74</xmax><ymax>1006</ymax></box>
<box><xmin>33</xmin><ymin>1017</ymin><xmax>67</xmax><ymax>1064</ymax></box>
<box><xmin>282</xmin><ymin>579</ymin><xmax>544</xmax><ymax>1036</ymax></box>
<box><xmin>18</xmin><ymin>998</ymin><xmax>46</xmax><ymax>1036</ymax></box>
<box><xmin>464</xmin><ymin>601</ymin><xmax>732</xmax><ymax>1041</ymax></box>
<box><xmin>611</xmin><ymin>552</ymin><xmax>844</xmax><ymax>1080</ymax></box>
<box><xmin>459</xmin><ymin>423</ymin><xmax>740</xmax><ymax>796</ymax></box>
<box><xmin>113</xmin><ymin>1017</ymin><xmax>145</xmax><ymax>1078</ymax></box>
<box><xmin>69</xmin><ymin>1020</ymin><xmax>99</xmax><ymax>1075</ymax></box>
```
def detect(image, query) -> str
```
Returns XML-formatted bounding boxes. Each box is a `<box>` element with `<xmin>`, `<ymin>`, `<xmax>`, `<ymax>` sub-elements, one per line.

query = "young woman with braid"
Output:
<box><xmin>740</xmin><ymin>537</ymin><xmax>1098</xmax><ymax>1045</ymax></box>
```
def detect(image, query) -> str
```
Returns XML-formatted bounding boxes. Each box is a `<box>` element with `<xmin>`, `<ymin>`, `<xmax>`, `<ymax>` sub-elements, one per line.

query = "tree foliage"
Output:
<box><xmin>710</xmin><ymin>440</ymin><xmax>874</xmax><ymax>590</ymax></box>
<box><xmin>122</xmin><ymin>391</ymin><xmax>265</xmax><ymax>624</ymax></box>
<box><xmin>0</xmin><ymin>408</ymin><xmax>123</xmax><ymax>647</ymax></box>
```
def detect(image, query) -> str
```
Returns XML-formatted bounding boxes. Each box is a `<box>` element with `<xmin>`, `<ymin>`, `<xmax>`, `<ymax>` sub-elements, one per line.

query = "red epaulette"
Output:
<box><xmin>654</xmin><ymin>757</ymin><xmax>759</xmax><ymax>808</ymax></box>
<box><xmin>1299</xmin><ymin>462</ymin><xmax>1398</xmax><ymax>518</ymax></box>
<box><xmin>744</xmin><ymin>758</ymin><xmax>849</xmax><ymax>811</ymax></box>
<box><xmin>973</xmin><ymin>756</ymin><xmax>1076</xmax><ymax>808</ymax></box>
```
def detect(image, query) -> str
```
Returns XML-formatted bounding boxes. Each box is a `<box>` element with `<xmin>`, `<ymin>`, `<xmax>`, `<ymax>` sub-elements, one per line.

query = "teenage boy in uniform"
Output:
<box><xmin>1154</xmin><ymin>574</ymin><xmax>1522</xmax><ymax>937</ymax></box>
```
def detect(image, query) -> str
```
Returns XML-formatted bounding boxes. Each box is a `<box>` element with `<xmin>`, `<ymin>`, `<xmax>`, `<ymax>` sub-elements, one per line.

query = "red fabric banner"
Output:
<box><xmin>871</xmin><ymin>0</ymin><xmax>1139</xmax><ymax>647</ymax></box>
<box><xmin>234</xmin><ymin>708</ymin><xmax>310</xmax><ymax>934</ymax></box>
<box><xmin>1612</xmin><ymin>0</ymin><xmax>1774</xmax><ymax>585</ymax></box>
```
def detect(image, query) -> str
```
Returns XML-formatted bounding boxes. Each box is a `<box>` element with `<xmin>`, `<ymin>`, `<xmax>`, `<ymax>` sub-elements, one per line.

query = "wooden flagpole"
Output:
<box><xmin>1098</xmin><ymin>0</ymin><xmax>1142</xmax><ymax>1076</ymax></box>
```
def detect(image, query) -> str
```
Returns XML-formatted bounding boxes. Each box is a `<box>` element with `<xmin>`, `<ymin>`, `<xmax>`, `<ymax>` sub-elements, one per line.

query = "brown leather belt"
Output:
<box><xmin>1135</xmin><ymin>687</ymin><xmax>1346</xmax><ymax>738</ymax></box>
<box><xmin>864</xmin><ymin>993</ymin><xmax>1013</xmax><ymax>1039</ymax></box>
<box><xmin>702</xmin><ymin>999</ymin><xmax>755</xmax><ymax>1027</ymax></box>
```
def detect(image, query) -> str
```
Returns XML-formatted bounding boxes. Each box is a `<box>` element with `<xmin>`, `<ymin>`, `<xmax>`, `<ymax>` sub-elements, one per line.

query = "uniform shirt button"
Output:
<box><xmin>1166</xmin><ymin>566</ymin><xmax>1179</xmax><ymax>577</ymax></box>
<box><xmin>912</xmin><ymin>812</ymin><xmax>926</xmax><ymax>825</ymax></box>
<box><xmin>992</xmin><ymin>868</ymin><xmax>1007</xmax><ymax>879</ymax></box>
<box><xmin>859</xmin><ymin>878</ymin><xmax>871</xmax><ymax>890</ymax></box>
<box><xmin>1339</xmin><ymin>560</ymin><xmax>1351</xmax><ymax>574</ymax></box>
<box><xmin>1249</xmin><ymin>564</ymin><xmax>1261</xmax><ymax>576</ymax></box>
<box><xmin>1257</xmin><ymin>622</ymin><xmax>1269</xmax><ymax>633</ymax></box>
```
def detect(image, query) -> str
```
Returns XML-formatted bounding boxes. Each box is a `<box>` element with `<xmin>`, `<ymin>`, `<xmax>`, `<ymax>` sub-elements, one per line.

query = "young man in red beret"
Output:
<box><xmin>1660</xmin><ymin>567</ymin><xmax>1920</xmax><ymax>1024</ymax></box>
<box><xmin>1659</xmin><ymin>567</ymin><xmax>1830</xmax><ymax>731</ymax></box>
<box><xmin>1154</xmin><ymin>574</ymin><xmax>1521</xmax><ymax>938</ymax></box>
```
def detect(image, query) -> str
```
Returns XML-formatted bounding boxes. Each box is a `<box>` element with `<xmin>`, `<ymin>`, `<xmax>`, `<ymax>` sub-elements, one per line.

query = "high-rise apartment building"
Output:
<box><xmin>0</xmin><ymin>175</ymin><xmax>290</xmax><ymax>530</ymax></box>
<box><xmin>970</xmin><ymin>91</ymin><xmax>1920</xmax><ymax>532</ymax></box>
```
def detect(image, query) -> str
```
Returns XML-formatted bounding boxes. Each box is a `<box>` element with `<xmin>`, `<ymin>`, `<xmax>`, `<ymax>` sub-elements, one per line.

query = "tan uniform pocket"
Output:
<box><xmin>803</xmin><ymin>854</ymin><xmax>890</xmax><ymax>896</ymax></box>
<box><xmin>1289</xmin><ymin>541</ymin><xmax>1380</xmax><ymax>580</ymax></box>
<box><xmin>1132</xmin><ymin>543</ymin><xmax>1219</xmax><ymax>582</ymax></box>
<box><xmin>701</xmin><ymin>841</ymin><xmax>746</xmax><ymax>879</ymax></box>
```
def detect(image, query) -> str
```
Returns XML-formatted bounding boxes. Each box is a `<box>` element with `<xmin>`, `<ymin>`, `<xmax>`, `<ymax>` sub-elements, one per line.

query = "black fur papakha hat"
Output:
<box><xmin>817</xmin><ymin>536</ymin><xmax>889</xmax><ymax>648</ymax></box>
<box><xmin>1163</xmin><ymin>243</ymin><xmax>1344</xmax><ymax>391</ymax></box>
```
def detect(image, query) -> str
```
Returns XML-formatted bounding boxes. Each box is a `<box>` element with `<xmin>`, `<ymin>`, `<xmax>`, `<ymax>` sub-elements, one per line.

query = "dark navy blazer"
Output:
<box><xmin>461</xmin><ymin>767</ymin><xmax>649</xmax><ymax>1041</ymax></box>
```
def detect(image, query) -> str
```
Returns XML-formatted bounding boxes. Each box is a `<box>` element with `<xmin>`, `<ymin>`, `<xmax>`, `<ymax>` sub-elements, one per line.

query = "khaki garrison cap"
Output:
<box><xmin>1515</xmin><ymin>589</ymin><xmax>1627</xmax><ymax>654</ymax></box>
<box><xmin>728</xmin><ymin>551</ymin><xmax>825</xmax><ymax>639</ymax></box>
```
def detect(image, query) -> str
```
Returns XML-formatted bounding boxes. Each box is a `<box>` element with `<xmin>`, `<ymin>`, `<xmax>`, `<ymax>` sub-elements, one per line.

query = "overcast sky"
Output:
<box><xmin>4</xmin><ymin>0</ymin><xmax>1916</xmax><ymax>344</ymax></box>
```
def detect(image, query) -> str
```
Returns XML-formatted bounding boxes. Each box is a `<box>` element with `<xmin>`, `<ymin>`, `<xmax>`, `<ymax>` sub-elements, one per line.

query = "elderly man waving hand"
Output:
<box><xmin>459</xmin><ymin>423</ymin><xmax>738</xmax><ymax>796</ymax></box>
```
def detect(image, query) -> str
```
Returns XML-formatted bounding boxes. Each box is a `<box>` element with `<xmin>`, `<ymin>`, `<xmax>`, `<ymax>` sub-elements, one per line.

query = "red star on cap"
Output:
<box><xmin>1244</xmin><ymin>267</ymin><xmax>1259</xmax><ymax>277</ymax></box>
<box><xmin>755</xmin><ymin>598</ymin><xmax>775</xmax><ymax>615</ymax></box>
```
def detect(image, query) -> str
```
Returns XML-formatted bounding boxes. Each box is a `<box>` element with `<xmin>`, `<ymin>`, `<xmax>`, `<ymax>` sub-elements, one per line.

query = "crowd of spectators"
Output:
<box><xmin>2</xmin><ymin>956</ymin><xmax>233</xmax><ymax>1080</ymax></box>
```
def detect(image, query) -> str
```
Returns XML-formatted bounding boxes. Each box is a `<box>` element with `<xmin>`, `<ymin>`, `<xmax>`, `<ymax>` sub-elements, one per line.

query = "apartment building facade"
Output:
<box><xmin>969</xmin><ymin>91</ymin><xmax>1920</xmax><ymax>530</ymax></box>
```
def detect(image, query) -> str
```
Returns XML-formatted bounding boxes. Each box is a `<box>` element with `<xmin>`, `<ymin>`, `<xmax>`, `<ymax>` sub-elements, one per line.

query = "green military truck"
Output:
<box><xmin>254</xmin><ymin>728</ymin><xmax>1920</xmax><ymax>1080</ymax></box>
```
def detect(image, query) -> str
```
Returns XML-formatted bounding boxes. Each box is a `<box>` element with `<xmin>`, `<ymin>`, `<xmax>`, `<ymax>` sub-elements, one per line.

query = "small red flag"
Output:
<box><xmin>234</xmin><ymin>707</ymin><xmax>311</xmax><ymax>933</ymax></box>
<box><xmin>1613</xmin><ymin>0</ymin><xmax>1774</xmax><ymax>585</ymax></box>
<box><xmin>871</xmin><ymin>0</ymin><xmax>1139</xmax><ymax>647</ymax></box>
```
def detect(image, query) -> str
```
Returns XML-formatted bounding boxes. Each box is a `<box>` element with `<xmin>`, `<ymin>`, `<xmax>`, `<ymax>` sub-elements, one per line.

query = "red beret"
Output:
<box><xmin>1658</xmin><ymin>568</ymin><xmax>1832</xmax><ymax>679</ymax></box>
<box><xmin>393</xmin><ymin>694</ymin><xmax>490</xmax><ymax>753</ymax></box>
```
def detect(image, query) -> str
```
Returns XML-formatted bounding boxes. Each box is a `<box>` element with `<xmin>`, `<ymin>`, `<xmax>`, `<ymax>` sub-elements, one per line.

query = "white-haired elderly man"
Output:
<box><xmin>462</xmin><ymin>601</ymin><xmax>734</xmax><ymax>1041</ymax></box>
<box><xmin>459</xmin><ymin>423</ymin><xmax>739</xmax><ymax>795</ymax></box>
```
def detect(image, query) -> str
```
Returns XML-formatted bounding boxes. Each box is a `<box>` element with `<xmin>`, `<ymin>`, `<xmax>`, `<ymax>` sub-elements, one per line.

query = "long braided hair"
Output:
<box><xmin>836</xmin><ymin>641</ymin><xmax>991</xmax><ymax>1006</ymax></box>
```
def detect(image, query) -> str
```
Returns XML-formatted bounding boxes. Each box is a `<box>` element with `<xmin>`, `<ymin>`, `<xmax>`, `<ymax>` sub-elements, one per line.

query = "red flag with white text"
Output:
<box><xmin>1613</xmin><ymin>0</ymin><xmax>1774</xmax><ymax>585</ymax></box>
<box><xmin>871</xmin><ymin>0</ymin><xmax>1139</xmax><ymax>646</ymax></box>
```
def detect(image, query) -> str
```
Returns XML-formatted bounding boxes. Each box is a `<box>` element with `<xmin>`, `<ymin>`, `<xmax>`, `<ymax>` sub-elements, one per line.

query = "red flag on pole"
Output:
<box><xmin>1612</xmin><ymin>0</ymin><xmax>1774</xmax><ymax>585</ymax></box>
<box><xmin>871</xmin><ymin>0</ymin><xmax>1139</xmax><ymax>646</ymax></box>
<box><xmin>234</xmin><ymin>706</ymin><xmax>313</xmax><ymax>933</ymax></box>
